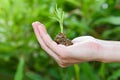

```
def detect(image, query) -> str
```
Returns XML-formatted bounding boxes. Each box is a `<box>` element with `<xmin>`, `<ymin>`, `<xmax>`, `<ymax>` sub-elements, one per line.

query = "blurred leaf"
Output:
<box><xmin>26</xmin><ymin>71</ymin><xmax>44</xmax><ymax>80</ymax></box>
<box><xmin>66</xmin><ymin>0</ymin><xmax>81</xmax><ymax>7</ymax></box>
<box><xmin>14</xmin><ymin>57</ymin><xmax>24</xmax><ymax>80</ymax></box>
<box><xmin>102</xmin><ymin>26</ymin><xmax>120</xmax><ymax>39</ymax></box>
<box><xmin>108</xmin><ymin>63</ymin><xmax>120</xmax><ymax>68</ymax></box>
<box><xmin>94</xmin><ymin>16</ymin><xmax>120</xmax><ymax>25</ymax></box>
<box><xmin>81</xmin><ymin>63</ymin><xmax>100</xmax><ymax>80</ymax></box>
<box><xmin>107</xmin><ymin>69</ymin><xmax>120</xmax><ymax>80</ymax></box>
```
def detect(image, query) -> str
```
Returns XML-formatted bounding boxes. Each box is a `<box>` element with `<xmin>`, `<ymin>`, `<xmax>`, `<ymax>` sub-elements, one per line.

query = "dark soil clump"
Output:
<box><xmin>54</xmin><ymin>33</ymin><xmax>73</xmax><ymax>46</ymax></box>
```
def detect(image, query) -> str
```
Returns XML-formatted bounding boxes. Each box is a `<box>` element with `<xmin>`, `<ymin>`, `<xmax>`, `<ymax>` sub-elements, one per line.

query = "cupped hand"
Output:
<box><xmin>32</xmin><ymin>21</ymin><xmax>101</xmax><ymax>67</ymax></box>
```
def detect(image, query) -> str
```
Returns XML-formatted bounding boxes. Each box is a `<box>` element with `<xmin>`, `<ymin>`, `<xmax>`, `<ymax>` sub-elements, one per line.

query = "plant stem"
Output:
<box><xmin>60</xmin><ymin>22</ymin><xmax>63</xmax><ymax>33</ymax></box>
<box><xmin>99</xmin><ymin>63</ymin><xmax>105</xmax><ymax>79</ymax></box>
<box><xmin>74</xmin><ymin>64</ymin><xmax>80</xmax><ymax>80</ymax></box>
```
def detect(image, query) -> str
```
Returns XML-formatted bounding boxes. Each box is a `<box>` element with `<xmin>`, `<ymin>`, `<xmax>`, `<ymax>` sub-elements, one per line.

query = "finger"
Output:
<box><xmin>59</xmin><ymin>60</ymin><xmax>83</xmax><ymax>68</ymax></box>
<box><xmin>60</xmin><ymin>59</ymin><xmax>84</xmax><ymax>64</ymax></box>
<box><xmin>37</xmin><ymin>23</ymin><xmax>66</xmax><ymax>56</ymax></box>
<box><xmin>32</xmin><ymin>22</ymin><xmax>60</xmax><ymax>62</ymax></box>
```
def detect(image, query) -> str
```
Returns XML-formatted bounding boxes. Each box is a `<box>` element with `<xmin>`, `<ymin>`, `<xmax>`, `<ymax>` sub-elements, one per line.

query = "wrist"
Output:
<box><xmin>90</xmin><ymin>39</ymin><xmax>110</xmax><ymax>63</ymax></box>
<box><xmin>94</xmin><ymin>39</ymin><xmax>110</xmax><ymax>63</ymax></box>
<box><xmin>85</xmin><ymin>38</ymin><xmax>104</xmax><ymax>62</ymax></box>
<box><xmin>91</xmin><ymin>39</ymin><xmax>104</xmax><ymax>62</ymax></box>
<box><xmin>96</xmin><ymin>39</ymin><xmax>120</xmax><ymax>63</ymax></box>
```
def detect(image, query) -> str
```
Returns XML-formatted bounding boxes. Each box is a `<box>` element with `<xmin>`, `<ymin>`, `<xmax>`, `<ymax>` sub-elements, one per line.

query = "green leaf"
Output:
<box><xmin>94</xmin><ymin>16</ymin><xmax>120</xmax><ymax>25</ymax></box>
<box><xmin>26</xmin><ymin>71</ymin><xmax>44</xmax><ymax>80</ymax></box>
<box><xmin>102</xmin><ymin>26</ymin><xmax>120</xmax><ymax>39</ymax></box>
<box><xmin>14</xmin><ymin>57</ymin><xmax>24</xmax><ymax>80</ymax></box>
<box><xmin>66</xmin><ymin>0</ymin><xmax>81</xmax><ymax>7</ymax></box>
<box><xmin>107</xmin><ymin>69</ymin><xmax>120</xmax><ymax>80</ymax></box>
<box><xmin>81</xmin><ymin>63</ymin><xmax>100</xmax><ymax>80</ymax></box>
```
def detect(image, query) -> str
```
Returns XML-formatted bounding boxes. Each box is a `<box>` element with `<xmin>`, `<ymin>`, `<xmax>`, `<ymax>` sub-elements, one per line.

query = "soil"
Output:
<box><xmin>54</xmin><ymin>33</ymin><xmax>73</xmax><ymax>46</ymax></box>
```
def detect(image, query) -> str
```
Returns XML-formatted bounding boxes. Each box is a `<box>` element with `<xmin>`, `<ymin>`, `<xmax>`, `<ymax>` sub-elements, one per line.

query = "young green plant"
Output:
<box><xmin>53</xmin><ymin>6</ymin><xmax>79</xmax><ymax>79</ymax></box>
<box><xmin>53</xmin><ymin>5</ymin><xmax>64</xmax><ymax>33</ymax></box>
<box><xmin>53</xmin><ymin>5</ymin><xmax>73</xmax><ymax>46</ymax></box>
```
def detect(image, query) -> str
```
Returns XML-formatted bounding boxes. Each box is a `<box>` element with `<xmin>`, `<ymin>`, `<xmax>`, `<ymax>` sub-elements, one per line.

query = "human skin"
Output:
<box><xmin>32</xmin><ymin>21</ymin><xmax>120</xmax><ymax>67</ymax></box>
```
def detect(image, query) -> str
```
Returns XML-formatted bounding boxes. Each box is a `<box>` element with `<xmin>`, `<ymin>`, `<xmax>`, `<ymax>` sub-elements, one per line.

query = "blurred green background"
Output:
<box><xmin>0</xmin><ymin>0</ymin><xmax>120</xmax><ymax>80</ymax></box>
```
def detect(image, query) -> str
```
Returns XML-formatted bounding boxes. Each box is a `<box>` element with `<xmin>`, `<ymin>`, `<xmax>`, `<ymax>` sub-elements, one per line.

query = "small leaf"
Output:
<box><xmin>50</xmin><ymin>16</ymin><xmax>59</xmax><ymax>22</ymax></box>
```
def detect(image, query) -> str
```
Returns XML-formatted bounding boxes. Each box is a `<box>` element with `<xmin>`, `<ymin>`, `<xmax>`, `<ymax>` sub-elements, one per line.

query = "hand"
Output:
<box><xmin>32</xmin><ymin>21</ymin><xmax>101</xmax><ymax>67</ymax></box>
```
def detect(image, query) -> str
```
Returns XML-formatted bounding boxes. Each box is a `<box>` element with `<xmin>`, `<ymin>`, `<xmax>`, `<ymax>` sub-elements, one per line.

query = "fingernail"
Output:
<box><xmin>32</xmin><ymin>21</ymin><xmax>40</xmax><ymax>27</ymax></box>
<box><xmin>32</xmin><ymin>21</ymin><xmax>44</xmax><ymax>27</ymax></box>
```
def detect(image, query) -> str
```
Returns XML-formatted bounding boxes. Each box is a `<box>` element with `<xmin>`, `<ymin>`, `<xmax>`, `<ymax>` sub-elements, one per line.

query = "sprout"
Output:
<box><xmin>52</xmin><ymin>5</ymin><xmax>64</xmax><ymax>33</ymax></box>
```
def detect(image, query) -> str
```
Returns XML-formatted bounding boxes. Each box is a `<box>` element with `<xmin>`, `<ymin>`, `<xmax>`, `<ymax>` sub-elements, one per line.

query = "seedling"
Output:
<box><xmin>52</xmin><ymin>5</ymin><xmax>64</xmax><ymax>33</ymax></box>
<box><xmin>52</xmin><ymin>5</ymin><xmax>73</xmax><ymax>46</ymax></box>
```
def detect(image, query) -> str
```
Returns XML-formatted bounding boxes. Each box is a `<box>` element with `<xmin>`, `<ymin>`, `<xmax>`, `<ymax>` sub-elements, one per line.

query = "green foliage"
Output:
<box><xmin>81</xmin><ymin>63</ymin><xmax>99</xmax><ymax>80</ymax></box>
<box><xmin>94</xmin><ymin>16</ymin><xmax>120</xmax><ymax>25</ymax></box>
<box><xmin>26</xmin><ymin>71</ymin><xmax>44</xmax><ymax>80</ymax></box>
<box><xmin>108</xmin><ymin>69</ymin><xmax>120</xmax><ymax>80</ymax></box>
<box><xmin>0</xmin><ymin>0</ymin><xmax>120</xmax><ymax>80</ymax></box>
